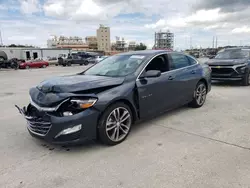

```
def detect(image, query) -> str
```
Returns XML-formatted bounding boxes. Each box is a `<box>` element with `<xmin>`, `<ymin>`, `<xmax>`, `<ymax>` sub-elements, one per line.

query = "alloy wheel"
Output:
<box><xmin>195</xmin><ymin>84</ymin><xmax>207</xmax><ymax>106</ymax></box>
<box><xmin>105</xmin><ymin>107</ymin><xmax>132</xmax><ymax>142</ymax></box>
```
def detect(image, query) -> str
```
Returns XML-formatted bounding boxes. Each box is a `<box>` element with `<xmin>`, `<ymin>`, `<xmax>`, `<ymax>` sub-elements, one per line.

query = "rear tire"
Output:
<box><xmin>189</xmin><ymin>81</ymin><xmax>207</xmax><ymax>108</ymax></box>
<box><xmin>42</xmin><ymin>65</ymin><xmax>46</xmax><ymax>68</ymax></box>
<box><xmin>98</xmin><ymin>102</ymin><xmax>133</xmax><ymax>146</ymax></box>
<box><xmin>84</xmin><ymin>61</ymin><xmax>89</xmax><ymax>66</ymax></box>
<box><xmin>67</xmin><ymin>62</ymin><xmax>72</xmax><ymax>66</ymax></box>
<box><xmin>0</xmin><ymin>56</ymin><xmax>5</xmax><ymax>61</ymax></box>
<box><xmin>241</xmin><ymin>71</ymin><xmax>250</xmax><ymax>86</ymax></box>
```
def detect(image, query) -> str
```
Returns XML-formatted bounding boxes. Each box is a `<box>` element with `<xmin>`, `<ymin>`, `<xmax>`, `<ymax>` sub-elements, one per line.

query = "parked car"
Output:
<box><xmin>189</xmin><ymin>51</ymin><xmax>200</xmax><ymax>58</ymax></box>
<box><xmin>58</xmin><ymin>52</ymin><xmax>103</xmax><ymax>66</ymax></box>
<box><xmin>0</xmin><ymin>58</ymin><xmax>19</xmax><ymax>69</ymax></box>
<box><xmin>16</xmin><ymin>50</ymin><xmax>211</xmax><ymax>146</ymax></box>
<box><xmin>206</xmin><ymin>48</ymin><xmax>250</xmax><ymax>85</ymax></box>
<box><xmin>58</xmin><ymin>55</ymin><xmax>89</xmax><ymax>66</ymax></box>
<box><xmin>86</xmin><ymin>55</ymin><xmax>109</xmax><ymax>64</ymax></box>
<box><xmin>19</xmin><ymin>59</ymin><xmax>49</xmax><ymax>69</ymax></box>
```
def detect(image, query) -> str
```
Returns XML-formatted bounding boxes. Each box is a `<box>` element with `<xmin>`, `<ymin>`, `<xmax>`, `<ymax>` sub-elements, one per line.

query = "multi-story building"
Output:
<box><xmin>85</xmin><ymin>36</ymin><xmax>97</xmax><ymax>50</ymax></box>
<box><xmin>47</xmin><ymin>35</ymin><xmax>89</xmax><ymax>51</ymax></box>
<box><xmin>111</xmin><ymin>37</ymin><xmax>127</xmax><ymax>51</ymax></box>
<box><xmin>97</xmin><ymin>25</ymin><xmax>111</xmax><ymax>52</ymax></box>
<box><xmin>128</xmin><ymin>41</ymin><xmax>136</xmax><ymax>51</ymax></box>
<box><xmin>154</xmin><ymin>30</ymin><xmax>174</xmax><ymax>50</ymax></box>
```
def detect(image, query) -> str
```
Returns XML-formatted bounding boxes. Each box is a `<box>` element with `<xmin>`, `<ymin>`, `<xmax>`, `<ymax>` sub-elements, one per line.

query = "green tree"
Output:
<box><xmin>134</xmin><ymin>43</ymin><xmax>147</xmax><ymax>51</ymax></box>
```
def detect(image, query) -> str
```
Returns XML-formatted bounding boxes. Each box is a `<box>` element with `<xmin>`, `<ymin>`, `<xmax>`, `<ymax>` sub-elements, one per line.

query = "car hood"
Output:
<box><xmin>30</xmin><ymin>74</ymin><xmax>125</xmax><ymax>107</ymax></box>
<box><xmin>206</xmin><ymin>58</ymin><xmax>247</xmax><ymax>66</ymax></box>
<box><xmin>37</xmin><ymin>74</ymin><xmax>124</xmax><ymax>93</ymax></box>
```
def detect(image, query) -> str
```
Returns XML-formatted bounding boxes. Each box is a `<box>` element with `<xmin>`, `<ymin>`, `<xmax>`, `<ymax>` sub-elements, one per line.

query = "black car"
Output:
<box><xmin>16</xmin><ymin>50</ymin><xmax>211</xmax><ymax>145</ymax></box>
<box><xmin>58</xmin><ymin>54</ymin><xmax>89</xmax><ymax>66</ymax></box>
<box><xmin>206</xmin><ymin>48</ymin><xmax>250</xmax><ymax>85</ymax></box>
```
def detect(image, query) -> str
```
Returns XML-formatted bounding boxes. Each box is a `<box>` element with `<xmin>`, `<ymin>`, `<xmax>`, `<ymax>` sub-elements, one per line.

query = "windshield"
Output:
<box><xmin>84</xmin><ymin>54</ymin><xmax>147</xmax><ymax>77</ymax></box>
<box><xmin>215</xmin><ymin>50</ymin><xmax>249</xmax><ymax>59</ymax></box>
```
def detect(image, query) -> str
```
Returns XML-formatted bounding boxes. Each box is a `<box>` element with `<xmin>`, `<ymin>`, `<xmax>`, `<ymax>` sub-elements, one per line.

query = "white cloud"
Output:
<box><xmin>19</xmin><ymin>0</ymin><xmax>41</xmax><ymax>14</ymax></box>
<box><xmin>145</xmin><ymin>8</ymin><xmax>228</xmax><ymax>30</ymax></box>
<box><xmin>186</xmin><ymin>8</ymin><xmax>225</xmax><ymax>23</ymax></box>
<box><xmin>232</xmin><ymin>26</ymin><xmax>250</xmax><ymax>34</ymax></box>
<box><xmin>1</xmin><ymin>0</ymin><xmax>250</xmax><ymax>50</ymax></box>
<box><xmin>0</xmin><ymin>5</ymin><xmax>7</xmax><ymax>10</ymax></box>
<box><xmin>8</xmin><ymin>36</ymin><xmax>37</xmax><ymax>41</ymax></box>
<box><xmin>145</xmin><ymin>19</ymin><xmax>166</xmax><ymax>29</ymax></box>
<box><xmin>43</xmin><ymin>2</ymin><xmax>64</xmax><ymax>17</ymax></box>
<box><xmin>43</xmin><ymin>0</ymin><xmax>126</xmax><ymax>21</ymax></box>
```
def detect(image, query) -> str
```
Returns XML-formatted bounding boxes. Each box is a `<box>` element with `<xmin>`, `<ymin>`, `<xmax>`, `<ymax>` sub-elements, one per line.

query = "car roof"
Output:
<box><xmin>115</xmin><ymin>50</ymin><xmax>173</xmax><ymax>56</ymax></box>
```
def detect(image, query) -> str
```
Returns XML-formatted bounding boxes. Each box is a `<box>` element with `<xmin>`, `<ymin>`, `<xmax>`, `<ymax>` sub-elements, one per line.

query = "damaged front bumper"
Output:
<box><xmin>15</xmin><ymin>103</ymin><xmax>100</xmax><ymax>145</ymax></box>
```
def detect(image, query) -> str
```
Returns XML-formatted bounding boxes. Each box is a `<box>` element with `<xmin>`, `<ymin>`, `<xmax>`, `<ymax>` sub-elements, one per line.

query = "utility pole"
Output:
<box><xmin>190</xmin><ymin>36</ymin><xmax>192</xmax><ymax>49</ymax></box>
<box><xmin>215</xmin><ymin>36</ymin><xmax>218</xmax><ymax>48</ymax></box>
<box><xmin>212</xmin><ymin>36</ymin><xmax>214</xmax><ymax>48</ymax></box>
<box><xmin>0</xmin><ymin>30</ymin><xmax>3</xmax><ymax>46</ymax></box>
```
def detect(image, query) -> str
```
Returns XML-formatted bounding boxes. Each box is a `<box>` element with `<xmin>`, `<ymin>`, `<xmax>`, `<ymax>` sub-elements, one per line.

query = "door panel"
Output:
<box><xmin>184</xmin><ymin>64</ymin><xmax>201</xmax><ymax>99</ymax></box>
<box><xmin>168</xmin><ymin>53</ymin><xmax>198</xmax><ymax>104</ymax></box>
<box><xmin>136</xmin><ymin>76</ymin><xmax>167</xmax><ymax>118</ymax></box>
<box><xmin>29</xmin><ymin>62</ymin><xmax>35</xmax><ymax>68</ymax></box>
<box><xmin>33</xmin><ymin>61</ymin><xmax>40</xmax><ymax>68</ymax></box>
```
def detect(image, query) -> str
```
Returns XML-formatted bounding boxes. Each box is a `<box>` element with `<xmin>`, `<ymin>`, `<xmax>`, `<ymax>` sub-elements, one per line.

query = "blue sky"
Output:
<box><xmin>0</xmin><ymin>0</ymin><xmax>250</xmax><ymax>50</ymax></box>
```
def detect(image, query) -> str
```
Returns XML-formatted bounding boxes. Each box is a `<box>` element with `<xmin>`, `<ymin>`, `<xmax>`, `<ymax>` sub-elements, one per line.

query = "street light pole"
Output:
<box><xmin>0</xmin><ymin>30</ymin><xmax>3</xmax><ymax>46</ymax></box>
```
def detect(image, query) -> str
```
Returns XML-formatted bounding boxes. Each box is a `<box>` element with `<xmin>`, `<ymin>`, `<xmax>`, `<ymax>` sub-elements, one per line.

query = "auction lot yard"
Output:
<box><xmin>1</xmin><ymin>65</ymin><xmax>250</xmax><ymax>188</ymax></box>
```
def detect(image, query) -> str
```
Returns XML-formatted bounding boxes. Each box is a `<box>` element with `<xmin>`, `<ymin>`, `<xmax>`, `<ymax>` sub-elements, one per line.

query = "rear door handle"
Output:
<box><xmin>191</xmin><ymin>70</ymin><xmax>196</xmax><ymax>74</ymax></box>
<box><xmin>168</xmin><ymin>76</ymin><xmax>174</xmax><ymax>80</ymax></box>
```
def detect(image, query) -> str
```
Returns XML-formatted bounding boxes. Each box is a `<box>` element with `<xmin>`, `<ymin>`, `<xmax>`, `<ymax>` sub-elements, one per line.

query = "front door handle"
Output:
<box><xmin>191</xmin><ymin>70</ymin><xmax>196</xmax><ymax>74</ymax></box>
<box><xmin>168</xmin><ymin>76</ymin><xmax>174</xmax><ymax>80</ymax></box>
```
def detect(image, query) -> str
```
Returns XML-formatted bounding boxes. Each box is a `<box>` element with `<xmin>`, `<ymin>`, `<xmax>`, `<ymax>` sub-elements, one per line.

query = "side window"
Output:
<box><xmin>187</xmin><ymin>56</ymin><xmax>197</xmax><ymax>65</ymax></box>
<box><xmin>145</xmin><ymin>55</ymin><xmax>168</xmax><ymax>73</ymax></box>
<box><xmin>170</xmin><ymin>53</ymin><xmax>190</xmax><ymax>70</ymax></box>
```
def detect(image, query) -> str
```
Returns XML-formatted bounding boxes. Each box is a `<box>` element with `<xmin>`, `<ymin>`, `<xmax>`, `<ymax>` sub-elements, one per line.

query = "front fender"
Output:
<box><xmin>94</xmin><ymin>81</ymin><xmax>137</xmax><ymax>113</ymax></box>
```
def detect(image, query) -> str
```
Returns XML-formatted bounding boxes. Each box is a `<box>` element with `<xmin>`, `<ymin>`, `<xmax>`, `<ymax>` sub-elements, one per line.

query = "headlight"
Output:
<box><xmin>70</xmin><ymin>98</ymin><xmax>97</xmax><ymax>109</ymax></box>
<box><xmin>236</xmin><ymin>63</ymin><xmax>247</xmax><ymax>67</ymax></box>
<box><xmin>235</xmin><ymin>63</ymin><xmax>247</xmax><ymax>73</ymax></box>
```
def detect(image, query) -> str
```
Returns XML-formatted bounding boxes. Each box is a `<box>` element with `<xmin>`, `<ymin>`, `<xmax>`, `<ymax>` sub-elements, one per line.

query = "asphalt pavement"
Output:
<box><xmin>1</xmin><ymin>64</ymin><xmax>250</xmax><ymax>188</ymax></box>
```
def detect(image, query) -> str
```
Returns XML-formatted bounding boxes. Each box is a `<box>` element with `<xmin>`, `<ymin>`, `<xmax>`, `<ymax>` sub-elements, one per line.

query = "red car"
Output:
<box><xmin>19</xmin><ymin>59</ymin><xmax>49</xmax><ymax>69</ymax></box>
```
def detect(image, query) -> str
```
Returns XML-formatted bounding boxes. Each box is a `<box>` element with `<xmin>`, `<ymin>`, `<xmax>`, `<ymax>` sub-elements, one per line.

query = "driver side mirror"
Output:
<box><xmin>142</xmin><ymin>70</ymin><xmax>161</xmax><ymax>78</ymax></box>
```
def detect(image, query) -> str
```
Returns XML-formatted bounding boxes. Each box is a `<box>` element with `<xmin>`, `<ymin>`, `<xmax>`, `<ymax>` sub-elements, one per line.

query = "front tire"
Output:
<box><xmin>25</xmin><ymin>65</ymin><xmax>30</xmax><ymax>69</ymax></box>
<box><xmin>98</xmin><ymin>103</ymin><xmax>133</xmax><ymax>146</ymax></box>
<box><xmin>84</xmin><ymin>61</ymin><xmax>89</xmax><ymax>66</ymax></box>
<box><xmin>241</xmin><ymin>71</ymin><xmax>250</xmax><ymax>86</ymax></box>
<box><xmin>189</xmin><ymin>81</ymin><xmax>207</xmax><ymax>108</ymax></box>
